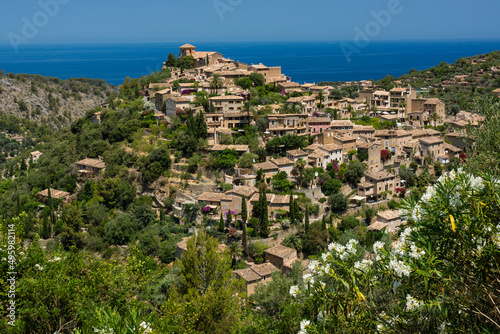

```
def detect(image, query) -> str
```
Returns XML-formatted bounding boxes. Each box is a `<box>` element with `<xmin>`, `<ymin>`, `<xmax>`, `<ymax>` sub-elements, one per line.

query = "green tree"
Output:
<box><xmin>249</xmin><ymin>73</ymin><xmax>265</xmax><ymax>87</ymax></box>
<box><xmin>164</xmin><ymin>231</ymin><xmax>244</xmax><ymax>333</ymax></box>
<box><xmin>329</xmin><ymin>192</ymin><xmax>348</xmax><ymax>214</ymax></box>
<box><xmin>344</xmin><ymin>160</ymin><xmax>366</xmax><ymax>186</ymax></box>
<box><xmin>304</xmin><ymin>206</ymin><xmax>310</xmax><ymax>234</ymax></box>
<box><xmin>166</xmin><ymin>53</ymin><xmax>177</xmax><ymax>67</ymax></box>
<box><xmin>289</xmin><ymin>194</ymin><xmax>296</xmax><ymax>225</ymax></box>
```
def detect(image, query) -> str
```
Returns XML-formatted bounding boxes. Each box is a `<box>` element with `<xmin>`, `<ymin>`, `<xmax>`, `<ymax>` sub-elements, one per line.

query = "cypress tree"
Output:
<box><xmin>289</xmin><ymin>194</ymin><xmax>295</xmax><ymax>225</ymax></box>
<box><xmin>160</xmin><ymin>208</ymin><xmax>165</xmax><ymax>222</ymax></box>
<box><xmin>241</xmin><ymin>196</ymin><xmax>248</xmax><ymax>257</ymax></box>
<box><xmin>226</xmin><ymin>210</ymin><xmax>232</xmax><ymax>225</ymax></box>
<box><xmin>322</xmin><ymin>214</ymin><xmax>327</xmax><ymax>231</ymax></box>
<box><xmin>305</xmin><ymin>206</ymin><xmax>310</xmax><ymax>235</ymax></box>
<box><xmin>47</xmin><ymin>186</ymin><xmax>56</xmax><ymax>225</ymax></box>
<box><xmin>41</xmin><ymin>216</ymin><xmax>50</xmax><ymax>239</ymax></box>
<box><xmin>260</xmin><ymin>189</ymin><xmax>270</xmax><ymax>238</ymax></box>
<box><xmin>219</xmin><ymin>212</ymin><xmax>224</xmax><ymax>232</ymax></box>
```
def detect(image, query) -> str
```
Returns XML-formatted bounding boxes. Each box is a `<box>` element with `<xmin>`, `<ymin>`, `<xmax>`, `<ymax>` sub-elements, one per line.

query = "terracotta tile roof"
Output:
<box><xmin>264</xmin><ymin>244</ymin><xmax>296</xmax><ymax>259</ymax></box>
<box><xmin>331</xmin><ymin>120</ymin><xmax>354</xmax><ymax>127</ymax></box>
<box><xmin>308</xmin><ymin>117</ymin><xmax>331</xmax><ymax>123</ymax></box>
<box><xmin>367</xmin><ymin>221</ymin><xmax>389</xmax><ymax>231</ymax></box>
<box><xmin>365</xmin><ymin>170</ymin><xmax>395</xmax><ymax>181</ymax></box>
<box><xmin>444</xmin><ymin>143</ymin><xmax>462</xmax><ymax>152</ymax></box>
<box><xmin>270</xmin><ymin>194</ymin><xmax>290</xmax><ymax>204</ymax></box>
<box><xmin>287</xmin><ymin>149</ymin><xmax>308</xmax><ymax>157</ymax></box>
<box><xmin>75</xmin><ymin>158</ymin><xmax>106</xmax><ymax>169</ymax></box>
<box><xmin>319</xmin><ymin>144</ymin><xmax>342</xmax><ymax>152</ymax></box>
<box><xmin>419</xmin><ymin>137</ymin><xmax>444</xmax><ymax>145</ymax></box>
<box><xmin>271</xmin><ymin>157</ymin><xmax>294</xmax><ymax>166</ymax></box>
<box><xmin>234</xmin><ymin>268</ymin><xmax>261</xmax><ymax>282</ymax></box>
<box><xmin>357</xmin><ymin>182</ymin><xmax>374</xmax><ymax>189</ymax></box>
<box><xmin>253</xmin><ymin>161</ymin><xmax>279</xmax><ymax>171</ymax></box>
<box><xmin>211</xmin><ymin>144</ymin><xmax>249</xmax><ymax>152</ymax></box>
<box><xmin>304</xmin><ymin>144</ymin><xmax>321</xmax><ymax>151</ymax></box>
<box><xmin>209</xmin><ymin>95</ymin><xmax>245</xmax><ymax>100</ymax></box>
<box><xmin>170</xmin><ymin>96</ymin><xmax>190</xmax><ymax>103</ymax></box>
<box><xmin>228</xmin><ymin>186</ymin><xmax>259</xmax><ymax>198</ymax></box>
<box><xmin>250</xmin><ymin>262</ymin><xmax>279</xmax><ymax>277</ymax></box>
<box><xmin>198</xmin><ymin>192</ymin><xmax>230</xmax><ymax>202</ymax></box>
<box><xmin>180</xmin><ymin>43</ymin><xmax>195</xmax><ymax>48</ymax></box>
<box><xmin>377</xmin><ymin>210</ymin><xmax>401</xmax><ymax>220</ymax></box>
<box><xmin>37</xmin><ymin>188</ymin><xmax>70</xmax><ymax>199</ymax></box>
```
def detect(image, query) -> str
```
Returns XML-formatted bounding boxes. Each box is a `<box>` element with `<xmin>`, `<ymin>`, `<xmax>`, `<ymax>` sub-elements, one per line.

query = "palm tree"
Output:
<box><xmin>294</xmin><ymin>158</ymin><xmax>307</xmax><ymax>188</ymax></box>
<box><xmin>279</xmin><ymin>102</ymin><xmax>290</xmax><ymax>114</ymax></box>
<box><xmin>243</xmin><ymin>101</ymin><xmax>254</xmax><ymax>124</ymax></box>
<box><xmin>430</xmin><ymin>112</ymin><xmax>441</xmax><ymax>129</ymax></box>
<box><xmin>229</xmin><ymin>242</ymin><xmax>243</xmax><ymax>268</ymax></box>
<box><xmin>210</xmin><ymin>74</ymin><xmax>223</xmax><ymax>95</ymax></box>
<box><xmin>317</xmin><ymin>90</ymin><xmax>325</xmax><ymax>112</ymax></box>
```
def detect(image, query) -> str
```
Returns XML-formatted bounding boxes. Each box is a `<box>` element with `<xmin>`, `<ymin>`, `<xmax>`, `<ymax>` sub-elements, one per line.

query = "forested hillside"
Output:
<box><xmin>0</xmin><ymin>72</ymin><xmax>117</xmax><ymax>129</ymax></box>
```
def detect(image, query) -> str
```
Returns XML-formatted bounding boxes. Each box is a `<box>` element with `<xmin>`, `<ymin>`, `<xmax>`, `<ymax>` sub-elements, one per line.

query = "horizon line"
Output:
<box><xmin>1</xmin><ymin>37</ymin><xmax>500</xmax><ymax>47</ymax></box>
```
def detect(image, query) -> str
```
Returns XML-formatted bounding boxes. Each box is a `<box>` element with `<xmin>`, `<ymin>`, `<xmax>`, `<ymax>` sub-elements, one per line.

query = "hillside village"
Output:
<box><xmin>2</xmin><ymin>44</ymin><xmax>500</xmax><ymax>333</ymax></box>
<box><xmin>77</xmin><ymin>44</ymin><xmax>490</xmax><ymax>292</ymax></box>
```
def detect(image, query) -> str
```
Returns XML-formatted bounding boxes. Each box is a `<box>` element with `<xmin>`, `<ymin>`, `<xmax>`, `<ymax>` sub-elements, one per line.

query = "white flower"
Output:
<box><xmin>346</xmin><ymin>239</ymin><xmax>358</xmax><ymax>254</ymax></box>
<box><xmin>354</xmin><ymin>259</ymin><xmax>373</xmax><ymax>273</ymax></box>
<box><xmin>289</xmin><ymin>285</ymin><xmax>299</xmax><ymax>297</ymax></box>
<box><xmin>298</xmin><ymin>319</ymin><xmax>311</xmax><ymax>334</ymax></box>
<box><xmin>411</xmin><ymin>204</ymin><xmax>423</xmax><ymax>222</ymax></box>
<box><xmin>324</xmin><ymin>263</ymin><xmax>331</xmax><ymax>274</ymax></box>
<box><xmin>321</xmin><ymin>252</ymin><xmax>328</xmax><ymax>262</ymax></box>
<box><xmin>421</xmin><ymin>186</ymin><xmax>436</xmax><ymax>202</ymax></box>
<box><xmin>389</xmin><ymin>258</ymin><xmax>411</xmax><ymax>277</ymax></box>
<box><xmin>308</xmin><ymin>260</ymin><xmax>320</xmax><ymax>273</ymax></box>
<box><xmin>406</xmin><ymin>294</ymin><xmax>422</xmax><ymax>311</ymax></box>
<box><xmin>408</xmin><ymin>244</ymin><xmax>425</xmax><ymax>259</ymax></box>
<box><xmin>139</xmin><ymin>321</ymin><xmax>152</xmax><ymax>333</ymax></box>
<box><xmin>373</xmin><ymin>241</ymin><xmax>385</xmax><ymax>254</ymax></box>
<box><xmin>48</xmin><ymin>256</ymin><xmax>61</xmax><ymax>262</ymax></box>
<box><xmin>35</xmin><ymin>264</ymin><xmax>44</xmax><ymax>271</ymax></box>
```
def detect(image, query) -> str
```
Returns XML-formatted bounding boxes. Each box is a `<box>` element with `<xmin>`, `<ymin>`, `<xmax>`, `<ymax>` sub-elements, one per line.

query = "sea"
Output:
<box><xmin>0</xmin><ymin>40</ymin><xmax>499</xmax><ymax>87</ymax></box>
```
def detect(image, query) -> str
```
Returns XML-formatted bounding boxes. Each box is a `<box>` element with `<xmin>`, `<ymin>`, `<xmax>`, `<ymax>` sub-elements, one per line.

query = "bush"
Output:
<box><xmin>103</xmin><ymin>214</ymin><xmax>142</xmax><ymax>245</ymax></box>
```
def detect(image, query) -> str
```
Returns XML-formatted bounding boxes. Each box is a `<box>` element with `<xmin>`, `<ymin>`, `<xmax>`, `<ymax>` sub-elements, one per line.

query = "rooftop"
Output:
<box><xmin>264</xmin><ymin>244</ymin><xmax>296</xmax><ymax>258</ymax></box>
<box><xmin>37</xmin><ymin>188</ymin><xmax>70</xmax><ymax>199</ymax></box>
<box><xmin>365</xmin><ymin>170</ymin><xmax>395</xmax><ymax>181</ymax></box>
<box><xmin>75</xmin><ymin>158</ymin><xmax>106</xmax><ymax>169</ymax></box>
<box><xmin>287</xmin><ymin>149</ymin><xmax>308</xmax><ymax>157</ymax></box>
<box><xmin>377</xmin><ymin>210</ymin><xmax>401</xmax><ymax>220</ymax></box>
<box><xmin>270</xmin><ymin>157</ymin><xmax>294</xmax><ymax>166</ymax></box>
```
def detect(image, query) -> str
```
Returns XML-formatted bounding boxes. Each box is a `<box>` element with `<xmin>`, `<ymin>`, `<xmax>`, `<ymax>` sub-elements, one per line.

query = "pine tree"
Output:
<box><xmin>241</xmin><ymin>196</ymin><xmax>248</xmax><ymax>257</ymax></box>
<box><xmin>305</xmin><ymin>206</ymin><xmax>310</xmax><ymax>235</ymax></box>
<box><xmin>289</xmin><ymin>194</ymin><xmax>295</xmax><ymax>225</ymax></box>
<box><xmin>219</xmin><ymin>212</ymin><xmax>225</xmax><ymax>232</ymax></box>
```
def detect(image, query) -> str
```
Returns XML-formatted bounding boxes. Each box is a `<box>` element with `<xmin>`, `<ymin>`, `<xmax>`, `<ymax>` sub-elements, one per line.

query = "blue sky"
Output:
<box><xmin>1</xmin><ymin>0</ymin><xmax>500</xmax><ymax>45</ymax></box>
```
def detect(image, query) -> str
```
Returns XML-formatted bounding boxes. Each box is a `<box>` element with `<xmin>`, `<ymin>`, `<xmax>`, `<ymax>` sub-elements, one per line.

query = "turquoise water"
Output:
<box><xmin>0</xmin><ymin>40</ymin><xmax>499</xmax><ymax>87</ymax></box>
